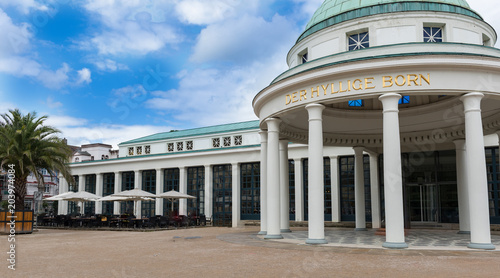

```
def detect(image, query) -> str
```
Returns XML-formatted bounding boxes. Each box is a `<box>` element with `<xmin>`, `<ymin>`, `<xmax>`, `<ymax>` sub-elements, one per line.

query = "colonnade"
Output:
<box><xmin>259</xmin><ymin>92</ymin><xmax>495</xmax><ymax>250</ymax></box>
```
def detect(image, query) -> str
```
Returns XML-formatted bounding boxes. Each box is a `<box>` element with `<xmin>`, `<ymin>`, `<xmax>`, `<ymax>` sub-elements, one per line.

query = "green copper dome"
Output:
<box><xmin>299</xmin><ymin>0</ymin><xmax>482</xmax><ymax>42</ymax></box>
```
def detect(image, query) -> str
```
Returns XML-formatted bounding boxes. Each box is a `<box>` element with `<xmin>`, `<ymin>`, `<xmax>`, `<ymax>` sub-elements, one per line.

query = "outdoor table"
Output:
<box><xmin>132</xmin><ymin>218</ymin><xmax>149</xmax><ymax>228</ymax></box>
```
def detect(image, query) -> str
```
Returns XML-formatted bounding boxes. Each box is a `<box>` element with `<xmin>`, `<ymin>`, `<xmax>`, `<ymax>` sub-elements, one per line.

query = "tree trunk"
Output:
<box><xmin>14</xmin><ymin>178</ymin><xmax>27</xmax><ymax>211</ymax></box>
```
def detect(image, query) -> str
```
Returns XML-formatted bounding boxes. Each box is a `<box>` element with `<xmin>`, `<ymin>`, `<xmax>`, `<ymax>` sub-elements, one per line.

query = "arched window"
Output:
<box><xmin>75</xmin><ymin>157</ymin><xmax>80</xmax><ymax>162</ymax></box>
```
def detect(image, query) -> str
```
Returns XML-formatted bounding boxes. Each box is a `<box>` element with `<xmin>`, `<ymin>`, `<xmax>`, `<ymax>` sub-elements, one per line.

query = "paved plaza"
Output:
<box><xmin>2</xmin><ymin>227</ymin><xmax>500</xmax><ymax>277</ymax></box>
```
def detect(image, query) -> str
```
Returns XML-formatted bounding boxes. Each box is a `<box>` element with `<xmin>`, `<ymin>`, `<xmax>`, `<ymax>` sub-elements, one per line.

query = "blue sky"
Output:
<box><xmin>1</xmin><ymin>0</ymin><xmax>499</xmax><ymax>148</ymax></box>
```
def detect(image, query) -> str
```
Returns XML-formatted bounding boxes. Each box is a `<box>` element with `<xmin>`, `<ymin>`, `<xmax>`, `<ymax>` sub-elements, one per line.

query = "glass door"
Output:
<box><xmin>408</xmin><ymin>184</ymin><xmax>438</xmax><ymax>222</ymax></box>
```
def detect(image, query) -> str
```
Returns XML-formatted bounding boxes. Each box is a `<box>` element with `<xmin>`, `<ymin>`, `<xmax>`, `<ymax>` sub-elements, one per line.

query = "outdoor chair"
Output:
<box><xmin>199</xmin><ymin>215</ymin><xmax>207</xmax><ymax>226</ymax></box>
<box><xmin>178</xmin><ymin>215</ymin><xmax>189</xmax><ymax>228</ymax></box>
<box><xmin>158</xmin><ymin>216</ymin><xmax>169</xmax><ymax>228</ymax></box>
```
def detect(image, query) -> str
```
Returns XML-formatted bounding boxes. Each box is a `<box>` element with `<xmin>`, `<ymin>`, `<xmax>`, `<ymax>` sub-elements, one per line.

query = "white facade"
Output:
<box><xmin>58</xmin><ymin>0</ymin><xmax>500</xmax><ymax>250</ymax></box>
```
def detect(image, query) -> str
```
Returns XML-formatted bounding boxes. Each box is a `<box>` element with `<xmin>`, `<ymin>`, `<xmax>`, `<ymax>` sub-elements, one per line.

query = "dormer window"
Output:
<box><xmin>348</xmin><ymin>31</ymin><xmax>369</xmax><ymax>51</ymax></box>
<box><xmin>301</xmin><ymin>52</ymin><xmax>308</xmax><ymax>64</ymax></box>
<box><xmin>423</xmin><ymin>26</ymin><xmax>443</xmax><ymax>43</ymax></box>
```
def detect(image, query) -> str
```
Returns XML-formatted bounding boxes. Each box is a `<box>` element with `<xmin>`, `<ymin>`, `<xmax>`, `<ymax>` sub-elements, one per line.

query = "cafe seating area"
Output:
<box><xmin>36</xmin><ymin>213</ymin><xmax>210</xmax><ymax>230</ymax></box>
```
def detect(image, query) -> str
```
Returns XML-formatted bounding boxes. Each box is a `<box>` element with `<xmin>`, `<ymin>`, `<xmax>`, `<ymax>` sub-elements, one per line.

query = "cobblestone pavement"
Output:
<box><xmin>257</xmin><ymin>228</ymin><xmax>500</xmax><ymax>251</ymax></box>
<box><xmin>2</xmin><ymin>227</ymin><xmax>500</xmax><ymax>277</ymax></box>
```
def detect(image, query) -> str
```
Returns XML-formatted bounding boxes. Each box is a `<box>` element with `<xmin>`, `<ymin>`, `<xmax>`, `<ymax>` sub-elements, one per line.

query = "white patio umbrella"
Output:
<box><xmin>110</xmin><ymin>188</ymin><xmax>157</xmax><ymax>217</ymax></box>
<box><xmin>156</xmin><ymin>190</ymin><xmax>196</xmax><ymax>213</ymax></box>
<box><xmin>44</xmin><ymin>191</ymin><xmax>74</xmax><ymax>201</ymax></box>
<box><xmin>60</xmin><ymin>191</ymin><xmax>100</xmax><ymax>215</ymax></box>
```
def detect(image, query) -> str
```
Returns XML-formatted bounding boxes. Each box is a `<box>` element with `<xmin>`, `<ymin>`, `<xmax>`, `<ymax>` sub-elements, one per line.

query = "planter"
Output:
<box><xmin>0</xmin><ymin>210</ymin><xmax>34</xmax><ymax>234</ymax></box>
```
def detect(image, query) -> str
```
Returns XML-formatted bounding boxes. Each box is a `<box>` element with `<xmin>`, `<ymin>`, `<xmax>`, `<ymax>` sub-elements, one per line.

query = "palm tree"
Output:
<box><xmin>0</xmin><ymin>109</ymin><xmax>74</xmax><ymax>211</ymax></box>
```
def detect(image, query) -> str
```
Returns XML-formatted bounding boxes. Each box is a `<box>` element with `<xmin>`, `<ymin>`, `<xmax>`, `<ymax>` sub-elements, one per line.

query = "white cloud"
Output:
<box><xmin>80</xmin><ymin>0</ymin><xmax>182</xmax><ymax>55</ymax></box>
<box><xmin>37</xmin><ymin>63</ymin><xmax>70</xmax><ymax>89</ymax></box>
<box><xmin>0</xmin><ymin>0</ymin><xmax>49</xmax><ymax>15</ymax></box>
<box><xmin>76</xmin><ymin>68</ymin><xmax>92</xmax><ymax>85</ymax></box>
<box><xmin>175</xmin><ymin>0</ymin><xmax>243</xmax><ymax>25</ymax></box>
<box><xmin>45</xmin><ymin>96</ymin><xmax>63</xmax><ymax>109</ymax></box>
<box><xmin>90</xmin><ymin>58</ymin><xmax>129</xmax><ymax>72</ymax></box>
<box><xmin>191</xmin><ymin>13</ymin><xmax>298</xmax><ymax>64</ymax></box>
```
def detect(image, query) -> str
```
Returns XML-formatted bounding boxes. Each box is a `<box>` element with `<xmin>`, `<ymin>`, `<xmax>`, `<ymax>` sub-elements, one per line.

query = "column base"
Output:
<box><xmin>280</xmin><ymin>228</ymin><xmax>292</xmax><ymax>233</ymax></box>
<box><xmin>306</xmin><ymin>238</ymin><xmax>328</xmax><ymax>245</ymax></box>
<box><xmin>382</xmin><ymin>242</ymin><xmax>408</xmax><ymax>249</ymax></box>
<box><xmin>355</xmin><ymin>228</ymin><xmax>368</xmax><ymax>231</ymax></box>
<box><xmin>468</xmin><ymin>242</ymin><xmax>496</xmax><ymax>250</ymax></box>
<box><xmin>258</xmin><ymin>231</ymin><xmax>267</xmax><ymax>235</ymax></box>
<box><xmin>264</xmin><ymin>234</ymin><xmax>283</xmax><ymax>239</ymax></box>
<box><xmin>457</xmin><ymin>231</ymin><xmax>470</xmax><ymax>234</ymax></box>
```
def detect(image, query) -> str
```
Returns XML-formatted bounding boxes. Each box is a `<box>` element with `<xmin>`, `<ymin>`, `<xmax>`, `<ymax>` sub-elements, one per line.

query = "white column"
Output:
<box><xmin>259</xmin><ymin>131</ymin><xmax>268</xmax><ymax>234</ymax></box>
<box><xmin>113</xmin><ymin>172</ymin><xmax>121</xmax><ymax>215</ymax></box>
<box><xmin>330</xmin><ymin>156</ymin><xmax>340</xmax><ymax>223</ymax></box>
<box><xmin>460</xmin><ymin>93</ymin><xmax>494</xmax><ymax>250</ymax></box>
<box><xmin>134</xmin><ymin>170</ymin><xmax>141</xmax><ymax>218</ymax></box>
<box><xmin>78</xmin><ymin>175</ymin><xmax>85</xmax><ymax>215</ymax></box>
<box><xmin>353</xmin><ymin>147</ymin><xmax>366</xmax><ymax>231</ymax></box>
<box><xmin>78</xmin><ymin>175</ymin><xmax>85</xmax><ymax>191</ymax></box>
<box><xmin>379</xmin><ymin>93</ymin><xmax>407</xmax><ymax>249</ymax></box>
<box><xmin>264</xmin><ymin>118</ymin><xmax>283</xmax><ymax>239</ymax></box>
<box><xmin>95</xmin><ymin>173</ymin><xmax>103</xmax><ymax>214</ymax></box>
<box><xmin>294</xmin><ymin>158</ymin><xmax>304</xmax><ymax>221</ymax></box>
<box><xmin>454</xmin><ymin>140</ymin><xmax>470</xmax><ymax>234</ymax></box>
<box><xmin>369</xmin><ymin>153</ymin><xmax>381</xmax><ymax>229</ymax></box>
<box><xmin>232</xmin><ymin>162</ymin><xmax>241</xmax><ymax>228</ymax></box>
<box><xmin>179</xmin><ymin>167</ymin><xmax>187</xmax><ymax>215</ymax></box>
<box><xmin>58</xmin><ymin>175</ymin><xmax>67</xmax><ymax>215</ymax></box>
<box><xmin>204</xmin><ymin>165</ymin><xmax>213</xmax><ymax>218</ymax></box>
<box><xmin>279</xmin><ymin>140</ymin><xmax>291</xmax><ymax>233</ymax></box>
<box><xmin>156</xmin><ymin>168</ymin><xmax>164</xmax><ymax>216</ymax></box>
<box><xmin>305</xmin><ymin>103</ymin><xmax>327</xmax><ymax>244</ymax></box>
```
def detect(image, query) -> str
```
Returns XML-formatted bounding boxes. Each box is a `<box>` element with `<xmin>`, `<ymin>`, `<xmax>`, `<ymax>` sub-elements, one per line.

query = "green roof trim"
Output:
<box><xmin>119</xmin><ymin>120</ymin><xmax>260</xmax><ymax>145</ymax></box>
<box><xmin>298</xmin><ymin>2</ymin><xmax>482</xmax><ymax>43</ymax></box>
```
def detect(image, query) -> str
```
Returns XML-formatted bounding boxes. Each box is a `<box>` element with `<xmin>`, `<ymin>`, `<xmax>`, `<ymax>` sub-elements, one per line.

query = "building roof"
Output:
<box><xmin>119</xmin><ymin>120</ymin><xmax>260</xmax><ymax>145</ymax></box>
<box><xmin>298</xmin><ymin>0</ymin><xmax>481</xmax><ymax>43</ymax></box>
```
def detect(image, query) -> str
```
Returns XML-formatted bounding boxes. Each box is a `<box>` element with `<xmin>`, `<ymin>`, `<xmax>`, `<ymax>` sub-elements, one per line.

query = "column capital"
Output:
<box><xmin>460</xmin><ymin>92</ymin><xmax>484</xmax><ymax>113</ymax></box>
<box><xmin>293</xmin><ymin>158</ymin><xmax>302</xmax><ymax>163</ymax></box>
<box><xmin>453</xmin><ymin>139</ymin><xmax>466</xmax><ymax>150</ymax></box>
<box><xmin>305</xmin><ymin>103</ymin><xmax>325</xmax><ymax>121</ymax></box>
<box><xmin>155</xmin><ymin>168</ymin><xmax>162</xmax><ymax>172</ymax></box>
<box><xmin>204</xmin><ymin>164</ymin><xmax>211</xmax><ymax>168</ymax></box>
<box><xmin>379</xmin><ymin>93</ymin><xmax>401</xmax><ymax>112</ymax></box>
<box><xmin>353</xmin><ymin>146</ymin><xmax>364</xmax><ymax>155</ymax></box>
<box><xmin>265</xmin><ymin>118</ymin><xmax>281</xmax><ymax>132</ymax></box>
<box><xmin>114</xmin><ymin>171</ymin><xmax>121</xmax><ymax>175</ymax></box>
<box><xmin>231</xmin><ymin>162</ymin><xmax>239</xmax><ymax>167</ymax></box>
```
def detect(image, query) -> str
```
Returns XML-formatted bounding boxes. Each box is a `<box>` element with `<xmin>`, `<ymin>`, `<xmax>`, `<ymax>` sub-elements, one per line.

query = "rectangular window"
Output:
<box><xmin>186</xmin><ymin>141</ymin><xmax>194</xmax><ymax>150</ymax></box>
<box><xmin>301</xmin><ymin>52</ymin><xmax>308</xmax><ymax>64</ymax></box>
<box><xmin>240</xmin><ymin>162</ymin><xmax>260</xmax><ymax>220</ymax></box>
<box><xmin>163</xmin><ymin>168</ymin><xmax>180</xmax><ymax>216</ymax></box>
<box><xmin>348</xmin><ymin>99</ymin><xmax>364</xmax><ymax>107</ymax></box>
<box><xmin>167</xmin><ymin>143</ymin><xmax>174</xmax><ymax>152</ymax></box>
<box><xmin>176</xmin><ymin>142</ymin><xmax>184</xmax><ymax>151</ymax></box>
<box><xmin>223</xmin><ymin>136</ymin><xmax>231</xmax><ymax>147</ymax></box>
<box><xmin>234</xmin><ymin>135</ymin><xmax>242</xmax><ymax>146</ymax></box>
<box><xmin>348</xmin><ymin>31</ymin><xmax>369</xmax><ymax>51</ymax></box>
<box><xmin>187</xmin><ymin>167</ymin><xmax>205</xmax><ymax>216</ymax></box>
<box><xmin>145</xmin><ymin>145</ymin><xmax>151</xmax><ymax>154</ymax></box>
<box><xmin>399</xmin><ymin>96</ymin><xmax>410</xmax><ymax>104</ymax></box>
<box><xmin>423</xmin><ymin>26</ymin><xmax>443</xmax><ymax>43</ymax></box>
<box><xmin>212</xmin><ymin>138</ymin><xmax>220</xmax><ymax>148</ymax></box>
<box><xmin>136</xmin><ymin>146</ymin><xmax>142</xmax><ymax>155</ymax></box>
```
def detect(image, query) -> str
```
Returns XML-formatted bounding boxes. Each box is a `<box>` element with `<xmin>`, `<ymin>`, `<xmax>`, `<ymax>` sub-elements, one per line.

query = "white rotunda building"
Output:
<box><xmin>254</xmin><ymin>0</ymin><xmax>500</xmax><ymax>249</ymax></box>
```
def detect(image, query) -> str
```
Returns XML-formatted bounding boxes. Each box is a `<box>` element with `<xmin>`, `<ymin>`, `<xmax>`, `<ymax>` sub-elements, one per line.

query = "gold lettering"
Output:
<box><xmin>407</xmin><ymin>74</ymin><xmax>419</xmax><ymax>86</ymax></box>
<box><xmin>331</xmin><ymin>83</ymin><xmax>339</xmax><ymax>94</ymax></box>
<box><xmin>339</xmin><ymin>81</ymin><xmax>348</xmax><ymax>93</ymax></box>
<box><xmin>300</xmin><ymin>90</ymin><xmax>307</xmax><ymax>101</ymax></box>
<box><xmin>352</xmin><ymin>79</ymin><xmax>363</xmax><ymax>90</ymax></box>
<box><xmin>347</xmin><ymin>80</ymin><xmax>351</xmax><ymax>91</ymax></box>
<box><xmin>292</xmin><ymin>92</ymin><xmax>298</xmax><ymax>103</ymax></box>
<box><xmin>420</xmin><ymin>73</ymin><xmax>430</xmax><ymax>85</ymax></box>
<box><xmin>285</xmin><ymin>94</ymin><xmax>292</xmax><ymax>105</ymax></box>
<box><xmin>383</xmin><ymin>76</ymin><xmax>393</xmax><ymax>88</ymax></box>
<box><xmin>365</xmin><ymin>77</ymin><xmax>375</xmax><ymax>89</ymax></box>
<box><xmin>395</xmin><ymin>75</ymin><xmax>406</xmax><ymax>87</ymax></box>
<box><xmin>311</xmin><ymin>86</ymin><xmax>319</xmax><ymax>98</ymax></box>
<box><xmin>321</xmin><ymin>84</ymin><xmax>329</xmax><ymax>95</ymax></box>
